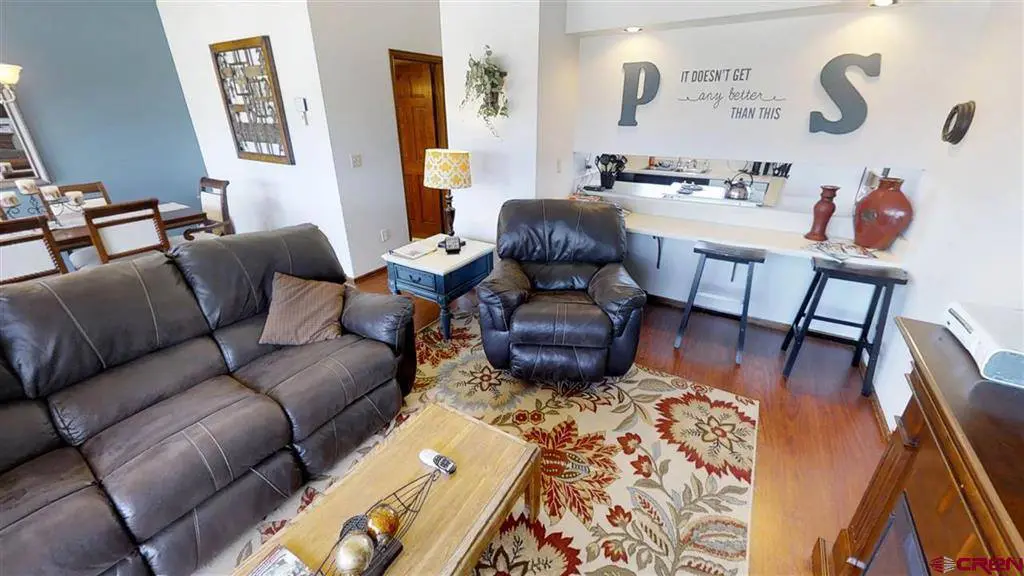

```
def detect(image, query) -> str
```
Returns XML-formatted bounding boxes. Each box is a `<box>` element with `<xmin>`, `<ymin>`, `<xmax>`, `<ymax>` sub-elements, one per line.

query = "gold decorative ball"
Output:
<box><xmin>366</xmin><ymin>504</ymin><xmax>401</xmax><ymax>544</ymax></box>
<box><xmin>335</xmin><ymin>531</ymin><xmax>375</xmax><ymax>575</ymax></box>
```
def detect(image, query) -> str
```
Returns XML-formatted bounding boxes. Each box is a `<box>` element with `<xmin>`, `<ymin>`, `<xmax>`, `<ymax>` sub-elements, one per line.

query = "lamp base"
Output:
<box><xmin>443</xmin><ymin>189</ymin><xmax>456</xmax><ymax>236</ymax></box>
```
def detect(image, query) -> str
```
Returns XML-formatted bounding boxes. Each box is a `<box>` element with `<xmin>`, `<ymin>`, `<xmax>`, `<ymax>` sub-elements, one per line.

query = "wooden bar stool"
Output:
<box><xmin>674</xmin><ymin>241</ymin><xmax>767</xmax><ymax>364</ymax></box>
<box><xmin>782</xmin><ymin>258</ymin><xmax>909</xmax><ymax>396</ymax></box>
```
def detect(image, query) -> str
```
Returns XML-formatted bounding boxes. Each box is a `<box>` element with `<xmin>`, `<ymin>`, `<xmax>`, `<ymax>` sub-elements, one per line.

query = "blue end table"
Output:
<box><xmin>382</xmin><ymin>234</ymin><xmax>494</xmax><ymax>339</ymax></box>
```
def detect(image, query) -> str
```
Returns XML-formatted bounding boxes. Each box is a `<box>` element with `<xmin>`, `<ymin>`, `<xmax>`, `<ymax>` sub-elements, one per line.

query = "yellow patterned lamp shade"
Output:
<box><xmin>423</xmin><ymin>149</ymin><xmax>472</xmax><ymax>189</ymax></box>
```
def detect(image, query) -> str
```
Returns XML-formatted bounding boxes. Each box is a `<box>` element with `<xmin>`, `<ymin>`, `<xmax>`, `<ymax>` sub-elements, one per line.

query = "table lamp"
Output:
<box><xmin>423</xmin><ymin>149</ymin><xmax>471</xmax><ymax>245</ymax></box>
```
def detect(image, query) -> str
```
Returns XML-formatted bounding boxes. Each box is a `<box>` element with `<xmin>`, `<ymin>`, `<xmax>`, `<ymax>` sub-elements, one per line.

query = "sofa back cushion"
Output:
<box><xmin>0</xmin><ymin>254</ymin><xmax>210</xmax><ymax>398</ymax></box>
<box><xmin>170</xmin><ymin>224</ymin><xmax>346</xmax><ymax>331</ymax></box>
<box><xmin>0</xmin><ymin>358</ymin><xmax>22</xmax><ymax>403</ymax></box>
<box><xmin>47</xmin><ymin>336</ymin><xmax>227</xmax><ymax>446</ymax></box>
<box><xmin>497</xmin><ymin>199</ymin><xmax>626</xmax><ymax>264</ymax></box>
<box><xmin>520</xmin><ymin>262</ymin><xmax>600</xmax><ymax>291</ymax></box>
<box><xmin>0</xmin><ymin>401</ymin><xmax>62</xmax><ymax>474</ymax></box>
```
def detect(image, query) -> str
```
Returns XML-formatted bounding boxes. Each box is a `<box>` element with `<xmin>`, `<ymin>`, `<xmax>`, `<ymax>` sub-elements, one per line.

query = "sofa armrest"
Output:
<box><xmin>342</xmin><ymin>286</ymin><xmax>416</xmax><ymax>394</ymax></box>
<box><xmin>588</xmin><ymin>263</ymin><xmax>647</xmax><ymax>336</ymax></box>
<box><xmin>476</xmin><ymin>259</ymin><xmax>531</xmax><ymax>330</ymax></box>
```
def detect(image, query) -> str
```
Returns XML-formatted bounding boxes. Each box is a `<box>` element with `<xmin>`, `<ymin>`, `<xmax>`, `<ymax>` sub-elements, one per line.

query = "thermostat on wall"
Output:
<box><xmin>294</xmin><ymin>97</ymin><xmax>309</xmax><ymax>125</ymax></box>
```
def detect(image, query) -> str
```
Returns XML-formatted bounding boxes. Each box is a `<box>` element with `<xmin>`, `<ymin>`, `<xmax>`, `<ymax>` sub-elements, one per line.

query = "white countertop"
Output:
<box><xmin>624</xmin><ymin>212</ymin><xmax>905</xmax><ymax>267</ymax></box>
<box><xmin>382</xmin><ymin>234</ymin><xmax>495</xmax><ymax>275</ymax></box>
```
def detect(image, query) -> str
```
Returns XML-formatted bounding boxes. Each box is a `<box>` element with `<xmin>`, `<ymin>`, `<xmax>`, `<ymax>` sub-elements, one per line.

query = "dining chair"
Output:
<box><xmin>0</xmin><ymin>216</ymin><xmax>68</xmax><ymax>284</ymax></box>
<box><xmin>183</xmin><ymin>177</ymin><xmax>233</xmax><ymax>240</ymax></box>
<box><xmin>38</xmin><ymin>181</ymin><xmax>110</xmax><ymax>227</ymax></box>
<box><xmin>56</xmin><ymin>181</ymin><xmax>111</xmax><ymax>207</ymax></box>
<box><xmin>69</xmin><ymin>199</ymin><xmax>170</xmax><ymax>269</ymax></box>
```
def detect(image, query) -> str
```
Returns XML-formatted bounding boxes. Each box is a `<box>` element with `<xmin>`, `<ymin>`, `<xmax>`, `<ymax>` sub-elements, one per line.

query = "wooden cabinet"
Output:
<box><xmin>812</xmin><ymin>319</ymin><xmax>1024</xmax><ymax>576</ymax></box>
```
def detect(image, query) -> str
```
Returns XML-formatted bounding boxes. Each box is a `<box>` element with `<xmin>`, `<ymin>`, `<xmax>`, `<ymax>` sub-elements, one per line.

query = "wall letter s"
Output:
<box><xmin>618</xmin><ymin>62</ymin><xmax>661</xmax><ymax>127</ymax></box>
<box><xmin>809</xmin><ymin>53</ymin><xmax>881</xmax><ymax>135</ymax></box>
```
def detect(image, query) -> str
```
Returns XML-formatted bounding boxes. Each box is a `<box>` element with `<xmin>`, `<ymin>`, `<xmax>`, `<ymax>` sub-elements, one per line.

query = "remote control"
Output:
<box><xmin>419</xmin><ymin>449</ymin><xmax>456</xmax><ymax>475</ymax></box>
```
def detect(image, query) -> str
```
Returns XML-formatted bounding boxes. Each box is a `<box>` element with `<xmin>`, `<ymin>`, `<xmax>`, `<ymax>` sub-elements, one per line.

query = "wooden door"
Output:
<box><xmin>390</xmin><ymin>51</ymin><xmax>447</xmax><ymax>239</ymax></box>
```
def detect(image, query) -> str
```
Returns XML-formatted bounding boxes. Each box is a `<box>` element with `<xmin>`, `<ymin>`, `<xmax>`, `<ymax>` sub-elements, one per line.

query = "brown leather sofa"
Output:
<box><xmin>0</xmin><ymin>224</ymin><xmax>414</xmax><ymax>576</ymax></box>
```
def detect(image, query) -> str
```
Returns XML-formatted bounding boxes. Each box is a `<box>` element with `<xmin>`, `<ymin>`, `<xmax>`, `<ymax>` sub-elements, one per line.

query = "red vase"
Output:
<box><xmin>854</xmin><ymin>177</ymin><xmax>913</xmax><ymax>250</ymax></box>
<box><xmin>805</xmin><ymin>185</ymin><xmax>839</xmax><ymax>241</ymax></box>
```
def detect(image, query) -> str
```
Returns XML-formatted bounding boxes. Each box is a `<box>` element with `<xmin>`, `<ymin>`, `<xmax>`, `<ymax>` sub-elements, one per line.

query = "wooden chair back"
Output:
<box><xmin>56</xmin><ymin>181</ymin><xmax>111</xmax><ymax>208</ymax></box>
<box><xmin>84</xmin><ymin>199</ymin><xmax>170</xmax><ymax>263</ymax></box>
<box><xmin>0</xmin><ymin>216</ymin><xmax>67</xmax><ymax>284</ymax></box>
<box><xmin>199</xmin><ymin>177</ymin><xmax>233</xmax><ymax>234</ymax></box>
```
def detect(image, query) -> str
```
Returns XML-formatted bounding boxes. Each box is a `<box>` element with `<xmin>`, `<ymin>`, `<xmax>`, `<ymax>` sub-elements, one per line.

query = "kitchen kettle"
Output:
<box><xmin>723</xmin><ymin>172</ymin><xmax>754</xmax><ymax>200</ymax></box>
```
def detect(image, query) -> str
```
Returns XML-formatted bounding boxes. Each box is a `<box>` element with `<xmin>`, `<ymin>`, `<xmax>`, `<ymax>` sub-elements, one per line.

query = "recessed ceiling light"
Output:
<box><xmin>624</xmin><ymin>26</ymin><xmax>643</xmax><ymax>33</ymax></box>
<box><xmin>870</xmin><ymin>0</ymin><xmax>896</xmax><ymax>6</ymax></box>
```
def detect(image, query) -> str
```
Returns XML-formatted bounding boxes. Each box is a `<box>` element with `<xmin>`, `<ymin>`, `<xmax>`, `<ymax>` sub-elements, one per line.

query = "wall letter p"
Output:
<box><xmin>618</xmin><ymin>62</ymin><xmax>661</xmax><ymax>127</ymax></box>
<box><xmin>809</xmin><ymin>53</ymin><xmax>881</xmax><ymax>135</ymax></box>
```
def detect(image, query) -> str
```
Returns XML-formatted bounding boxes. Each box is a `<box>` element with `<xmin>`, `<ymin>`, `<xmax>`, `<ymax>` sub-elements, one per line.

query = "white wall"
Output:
<box><xmin>440</xmin><ymin>0</ymin><xmax>541</xmax><ymax>241</ymax></box>
<box><xmin>570</xmin><ymin>2</ymin><xmax>1023</xmax><ymax>426</ymax></box>
<box><xmin>871</xmin><ymin>2</ymin><xmax>1024</xmax><ymax>425</ymax></box>
<box><xmin>566</xmin><ymin>0</ymin><xmax>843</xmax><ymax>34</ymax></box>
<box><xmin>536</xmin><ymin>0</ymin><xmax>580</xmax><ymax>200</ymax></box>
<box><xmin>156</xmin><ymin>1</ymin><xmax>353</xmax><ymax>273</ymax></box>
<box><xmin>308</xmin><ymin>0</ymin><xmax>442</xmax><ymax>276</ymax></box>
<box><xmin>574</xmin><ymin>6</ymin><xmax>987</xmax><ymax>168</ymax></box>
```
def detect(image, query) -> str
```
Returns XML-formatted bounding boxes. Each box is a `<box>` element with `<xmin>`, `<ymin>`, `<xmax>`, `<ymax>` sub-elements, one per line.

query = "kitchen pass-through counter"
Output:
<box><xmin>624</xmin><ymin>211</ymin><xmax>906</xmax><ymax>268</ymax></box>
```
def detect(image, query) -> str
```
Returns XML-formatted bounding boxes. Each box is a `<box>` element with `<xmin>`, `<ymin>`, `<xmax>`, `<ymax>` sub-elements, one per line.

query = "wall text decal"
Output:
<box><xmin>616</xmin><ymin>53</ymin><xmax>882</xmax><ymax>134</ymax></box>
<box><xmin>809</xmin><ymin>53</ymin><xmax>882</xmax><ymax>134</ymax></box>
<box><xmin>677</xmin><ymin>66</ymin><xmax>787</xmax><ymax>121</ymax></box>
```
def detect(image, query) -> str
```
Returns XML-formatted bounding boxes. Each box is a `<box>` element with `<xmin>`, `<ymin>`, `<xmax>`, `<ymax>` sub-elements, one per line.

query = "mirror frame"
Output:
<box><xmin>0</xmin><ymin>99</ymin><xmax>50</xmax><ymax>189</ymax></box>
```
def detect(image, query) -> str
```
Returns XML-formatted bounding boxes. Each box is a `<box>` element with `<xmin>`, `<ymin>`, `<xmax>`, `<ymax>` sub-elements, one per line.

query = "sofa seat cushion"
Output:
<box><xmin>0</xmin><ymin>448</ymin><xmax>93</xmax><ymax>530</ymax></box>
<box><xmin>232</xmin><ymin>335</ymin><xmax>397</xmax><ymax>442</ymax></box>
<box><xmin>0</xmin><ymin>448</ymin><xmax>138</xmax><ymax>576</ymax></box>
<box><xmin>80</xmin><ymin>376</ymin><xmax>290</xmax><ymax>541</ymax></box>
<box><xmin>213</xmin><ymin>313</ymin><xmax>278</xmax><ymax>371</ymax></box>
<box><xmin>0</xmin><ymin>400</ymin><xmax>62</xmax><ymax>474</ymax></box>
<box><xmin>48</xmin><ymin>336</ymin><xmax>227</xmax><ymax>446</ymax></box>
<box><xmin>510</xmin><ymin>299</ymin><xmax>612</xmax><ymax>348</ymax></box>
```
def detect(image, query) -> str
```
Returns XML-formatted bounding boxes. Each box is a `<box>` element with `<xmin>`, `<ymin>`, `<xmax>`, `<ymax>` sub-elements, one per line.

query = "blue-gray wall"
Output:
<box><xmin>1</xmin><ymin>1</ymin><xmax>206</xmax><ymax>208</ymax></box>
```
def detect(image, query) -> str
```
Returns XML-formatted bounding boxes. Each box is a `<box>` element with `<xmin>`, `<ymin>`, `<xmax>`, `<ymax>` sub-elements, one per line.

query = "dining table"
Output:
<box><xmin>50</xmin><ymin>203</ymin><xmax>208</xmax><ymax>252</ymax></box>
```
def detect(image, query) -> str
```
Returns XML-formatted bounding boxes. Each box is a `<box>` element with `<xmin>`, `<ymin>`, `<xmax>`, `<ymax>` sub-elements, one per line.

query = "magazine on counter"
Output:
<box><xmin>388</xmin><ymin>240</ymin><xmax>436</xmax><ymax>260</ymax></box>
<box><xmin>247</xmin><ymin>546</ymin><xmax>313</xmax><ymax>576</ymax></box>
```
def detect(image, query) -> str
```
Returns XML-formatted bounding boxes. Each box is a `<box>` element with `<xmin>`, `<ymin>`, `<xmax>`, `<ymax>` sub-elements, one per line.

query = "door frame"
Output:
<box><xmin>389</xmin><ymin>49</ymin><xmax>448</xmax><ymax>240</ymax></box>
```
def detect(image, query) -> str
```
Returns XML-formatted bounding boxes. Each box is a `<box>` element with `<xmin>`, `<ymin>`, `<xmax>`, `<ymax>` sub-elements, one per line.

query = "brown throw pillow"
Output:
<box><xmin>259</xmin><ymin>272</ymin><xmax>345</xmax><ymax>345</ymax></box>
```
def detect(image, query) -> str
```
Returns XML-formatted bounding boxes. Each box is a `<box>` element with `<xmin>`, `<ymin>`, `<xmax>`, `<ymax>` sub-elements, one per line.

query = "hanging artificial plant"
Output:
<box><xmin>461</xmin><ymin>45</ymin><xmax>508</xmax><ymax>137</ymax></box>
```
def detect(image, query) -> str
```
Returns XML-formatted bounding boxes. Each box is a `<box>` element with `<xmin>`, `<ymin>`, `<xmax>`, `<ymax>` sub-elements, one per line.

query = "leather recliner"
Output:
<box><xmin>477</xmin><ymin>199</ymin><xmax>646</xmax><ymax>381</ymax></box>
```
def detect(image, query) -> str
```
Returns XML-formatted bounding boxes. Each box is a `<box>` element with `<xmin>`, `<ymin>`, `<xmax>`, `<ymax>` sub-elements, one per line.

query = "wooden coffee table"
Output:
<box><xmin>235</xmin><ymin>403</ymin><xmax>541</xmax><ymax>575</ymax></box>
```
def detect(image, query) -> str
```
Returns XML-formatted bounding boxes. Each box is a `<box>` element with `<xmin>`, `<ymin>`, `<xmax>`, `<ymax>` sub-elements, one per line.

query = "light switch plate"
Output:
<box><xmin>350</xmin><ymin>154</ymin><xmax>362</xmax><ymax>168</ymax></box>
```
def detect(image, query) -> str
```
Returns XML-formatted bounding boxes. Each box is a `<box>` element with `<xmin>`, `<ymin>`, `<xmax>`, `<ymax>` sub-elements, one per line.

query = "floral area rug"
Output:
<box><xmin>201</xmin><ymin>312</ymin><xmax>759</xmax><ymax>576</ymax></box>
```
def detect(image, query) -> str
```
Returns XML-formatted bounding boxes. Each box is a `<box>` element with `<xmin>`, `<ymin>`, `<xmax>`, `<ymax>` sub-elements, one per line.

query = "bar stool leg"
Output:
<box><xmin>852</xmin><ymin>285</ymin><xmax>883</xmax><ymax>367</ymax></box>
<box><xmin>736</xmin><ymin>262</ymin><xmax>756</xmax><ymax>364</ymax></box>
<box><xmin>782</xmin><ymin>271</ymin><xmax>822</xmax><ymax>351</ymax></box>
<box><xmin>783</xmin><ymin>274</ymin><xmax>828</xmax><ymax>378</ymax></box>
<box><xmin>861</xmin><ymin>283</ymin><xmax>895</xmax><ymax>397</ymax></box>
<box><xmin>674</xmin><ymin>254</ymin><xmax>707</xmax><ymax>349</ymax></box>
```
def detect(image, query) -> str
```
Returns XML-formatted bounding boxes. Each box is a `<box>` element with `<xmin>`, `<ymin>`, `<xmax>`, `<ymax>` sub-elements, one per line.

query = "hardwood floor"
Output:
<box><xmin>356</xmin><ymin>272</ymin><xmax>885</xmax><ymax>575</ymax></box>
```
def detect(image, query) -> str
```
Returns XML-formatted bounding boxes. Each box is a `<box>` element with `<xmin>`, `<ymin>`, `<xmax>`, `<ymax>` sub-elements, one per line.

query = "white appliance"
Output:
<box><xmin>943</xmin><ymin>302</ymin><xmax>1024</xmax><ymax>387</ymax></box>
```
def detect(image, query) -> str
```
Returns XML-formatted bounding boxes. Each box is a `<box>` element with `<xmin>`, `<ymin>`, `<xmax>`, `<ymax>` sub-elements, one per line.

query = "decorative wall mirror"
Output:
<box><xmin>0</xmin><ymin>100</ymin><xmax>49</xmax><ymax>188</ymax></box>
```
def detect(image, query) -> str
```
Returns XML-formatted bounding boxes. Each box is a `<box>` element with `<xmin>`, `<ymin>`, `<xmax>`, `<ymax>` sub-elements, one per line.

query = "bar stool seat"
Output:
<box><xmin>782</xmin><ymin>258</ymin><xmax>909</xmax><ymax>396</ymax></box>
<box><xmin>674</xmin><ymin>241</ymin><xmax>767</xmax><ymax>364</ymax></box>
